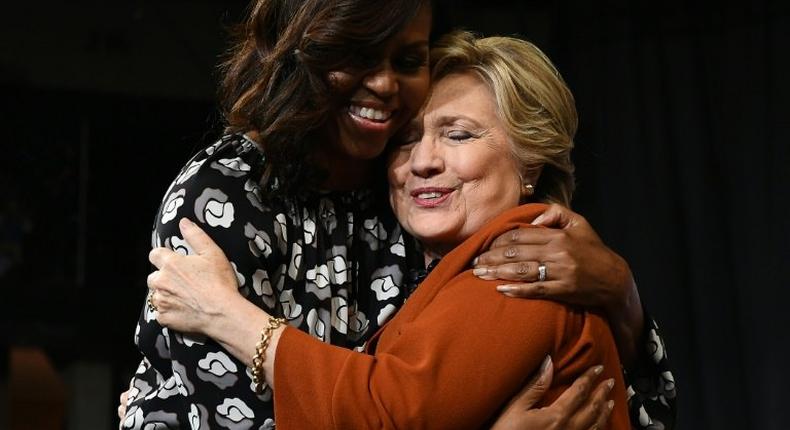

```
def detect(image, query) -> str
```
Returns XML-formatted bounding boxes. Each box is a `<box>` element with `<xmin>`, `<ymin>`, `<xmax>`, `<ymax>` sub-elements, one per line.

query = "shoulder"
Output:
<box><xmin>440</xmin><ymin>271</ymin><xmax>574</xmax><ymax>326</ymax></box>
<box><xmin>169</xmin><ymin>133</ymin><xmax>266</xmax><ymax>192</ymax></box>
<box><xmin>152</xmin><ymin>134</ymin><xmax>275</xmax><ymax>250</ymax></box>
<box><xmin>437</xmin><ymin>272</ymin><xmax>616</xmax><ymax>380</ymax></box>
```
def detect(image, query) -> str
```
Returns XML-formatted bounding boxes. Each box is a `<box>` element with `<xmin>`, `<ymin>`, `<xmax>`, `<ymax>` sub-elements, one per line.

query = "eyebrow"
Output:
<box><xmin>431</xmin><ymin>114</ymin><xmax>484</xmax><ymax>129</ymax></box>
<box><xmin>399</xmin><ymin>40</ymin><xmax>430</xmax><ymax>51</ymax></box>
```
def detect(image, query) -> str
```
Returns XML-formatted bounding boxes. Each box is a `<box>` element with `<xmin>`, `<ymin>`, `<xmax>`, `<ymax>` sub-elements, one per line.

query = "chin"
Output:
<box><xmin>358</xmin><ymin>144</ymin><xmax>389</xmax><ymax>160</ymax></box>
<box><xmin>410</xmin><ymin>224</ymin><xmax>461</xmax><ymax>252</ymax></box>
<box><xmin>345</xmin><ymin>138</ymin><xmax>389</xmax><ymax>160</ymax></box>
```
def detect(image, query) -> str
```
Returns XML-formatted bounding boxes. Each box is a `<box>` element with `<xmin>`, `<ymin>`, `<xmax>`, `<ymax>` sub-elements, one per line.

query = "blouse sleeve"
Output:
<box><xmin>124</xmin><ymin>136</ymin><xmax>282</xmax><ymax>428</ymax></box>
<box><xmin>623</xmin><ymin>310</ymin><xmax>677</xmax><ymax>429</ymax></box>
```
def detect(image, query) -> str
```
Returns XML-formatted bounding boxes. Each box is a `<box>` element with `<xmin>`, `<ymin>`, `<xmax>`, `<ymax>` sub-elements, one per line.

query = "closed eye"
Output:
<box><xmin>447</xmin><ymin>130</ymin><xmax>474</xmax><ymax>141</ymax></box>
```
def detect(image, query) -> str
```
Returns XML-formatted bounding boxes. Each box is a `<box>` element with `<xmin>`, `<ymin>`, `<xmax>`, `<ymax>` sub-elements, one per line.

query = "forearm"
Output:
<box><xmin>606</xmin><ymin>270</ymin><xmax>644</xmax><ymax>369</ymax></box>
<box><xmin>207</xmin><ymin>297</ymin><xmax>284</xmax><ymax>386</ymax></box>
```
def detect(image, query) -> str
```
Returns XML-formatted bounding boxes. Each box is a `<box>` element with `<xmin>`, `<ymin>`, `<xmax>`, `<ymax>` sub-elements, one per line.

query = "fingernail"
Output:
<box><xmin>531</xmin><ymin>214</ymin><xmax>546</xmax><ymax>225</ymax></box>
<box><xmin>180</xmin><ymin>218</ymin><xmax>193</xmax><ymax>228</ymax></box>
<box><xmin>472</xmin><ymin>257</ymin><xmax>479</xmax><ymax>266</ymax></box>
<box><xmin>593</xmin><ymin>365</ymin><xmax>604</xmax><ymax>375</ymax></box>
<box><xmin>607</xmin><ymin>400</ymin><xmax>615</xmax><ymax>410</ymax></box>
<box><xmin>473</xmin><ymin>268</ymin><xmax>488</xmax><ymax>277</ymax></box>
<box><xmin>496</xmin><ymin>285</ymin><xmax>516</xmax><ymax>293</ymax></box>
<box><xmin>606</xmin><ymin>378</ymin><xmax>615</xmax><ymax>390</ymax></box>
<box><xmin>537</xmin><ymin>355</ymin><xmax>552</xmax><ymax>383</ymax></box>
<box><xmin>540</xmin><ymin>355</ymin><xmax>552</xmax><ymax>373</ymax></box>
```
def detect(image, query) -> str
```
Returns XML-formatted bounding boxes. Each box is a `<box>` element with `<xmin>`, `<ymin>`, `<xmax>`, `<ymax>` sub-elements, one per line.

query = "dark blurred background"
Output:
<box><xmin>1</xmin><ymin>0</ymin><xmax>787</xmax><ymax>428</ymax></box>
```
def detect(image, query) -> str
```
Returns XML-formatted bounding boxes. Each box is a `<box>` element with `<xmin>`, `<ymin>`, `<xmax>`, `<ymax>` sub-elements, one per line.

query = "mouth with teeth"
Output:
<box><xmin>410</xmin><ymin>187</ymin><xmax>456</xmax><ymax>208</ymax></box>
<box><xmin>349</xmin><ymin>105</ymin><xmax>394</xmax><ymax>123</ymax></box>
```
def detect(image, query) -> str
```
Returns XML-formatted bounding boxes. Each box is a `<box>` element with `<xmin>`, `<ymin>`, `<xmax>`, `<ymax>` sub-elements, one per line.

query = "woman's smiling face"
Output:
<box><xmin>323</xmin><ymin>3</ymin><xmax>432</xmax><ymax>163</ymax></box>
<box><xmin>387</xmin><ymin>72</ymin><xmax>523</xmax><ymax>257</ymax></box>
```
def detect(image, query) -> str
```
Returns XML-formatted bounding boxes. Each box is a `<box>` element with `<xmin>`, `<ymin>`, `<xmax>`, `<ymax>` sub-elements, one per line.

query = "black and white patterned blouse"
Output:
<box><xmin>122</xmin><ymin>134</ymin><xmax>675</xmax><ymax>429</ymax></box>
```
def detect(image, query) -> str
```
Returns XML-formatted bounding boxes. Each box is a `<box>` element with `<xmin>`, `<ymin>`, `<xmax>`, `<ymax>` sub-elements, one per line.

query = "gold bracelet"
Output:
<box><xmin>251</xmin><ymin>316</ymin><xmax>286</xmax><ymax>394</ymax></box>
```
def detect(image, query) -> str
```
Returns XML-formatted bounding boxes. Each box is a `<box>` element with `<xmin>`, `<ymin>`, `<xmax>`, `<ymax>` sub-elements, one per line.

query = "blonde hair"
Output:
<box><xmin>430</xmin><ymin>31</ymin><xmax>578</xmax><ymax>206</ymax></box>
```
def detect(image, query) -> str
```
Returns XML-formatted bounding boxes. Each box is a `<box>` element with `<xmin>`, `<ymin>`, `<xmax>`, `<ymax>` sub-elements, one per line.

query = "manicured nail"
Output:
<box><xmin>531</xmin><ymin>214</ymin><xmax>546</xmax><ymax>225</ymax></box>
<box><xmin>593</xmin><ymin>365</ymin><xmax>604</xmax><ymax>375</ymax></box>
<box><xmin>539</xmin><ymin>355</ymin><xmax>552</xmax><ymax>373</ymax></box>
<box><xmin>607</xmin><ymin>400</ymin><xmax>615</xmax><ymax>410</ymax></box>
<box><xmin>606</xmin><ymin>378</ymin><xmax>615</xmax><ymax>390</ymax></box>
<box><xmin>496</xmin><ymin>285</ymin><xmax>516</xmax><ymax>293</ymax></box>
<box><xmin>473</xmin><ymin>268</ymin><xmax>488</xmax><ymax>277</ymax></box>
<box><xmin>537</xmin><ymin>355</ymin><xmax>552</xmax><ymax>383</ymax></box>
<box><xmin>472</xmin><ymin>257</ymin><xmax>479</xmax><ymax>266</ymax></box>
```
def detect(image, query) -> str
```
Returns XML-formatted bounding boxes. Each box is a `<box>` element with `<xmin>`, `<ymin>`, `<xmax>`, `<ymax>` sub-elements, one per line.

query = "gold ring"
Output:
<box><xmin>147</xmin><ymin>291</ymin><xmax>158</xmax><ymax>312</ymax></box>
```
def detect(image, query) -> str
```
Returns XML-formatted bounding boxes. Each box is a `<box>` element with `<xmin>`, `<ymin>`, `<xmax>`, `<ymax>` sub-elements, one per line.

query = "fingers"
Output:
<box><xmin>474</xmin><ymin>261</ymin><xmax>543</xmax><ymax>282</ymax></box>
<box><xmin>476</xmin><ymin>243</ymin><xmax>561</xmax><ymax>270</ymax></box>
<box><xmin>147</xmin><ymin>286</ymin><xmax>174</xmax><ymax>311</ymax></box>
<box><xmin>117</xmin><ymin>390</ymin><xmax>129</xmax><ymax>421</ymax></box>
<box><xmin>148</xmin><ymin>246</ymin><xmax>176</xmax><ymax>269</ymax></box>
<box><xmin>508</xmin><ymin>355</ymin><xmax>554</xmax><ymax>410</ymax></box>
<box><xmin>149</xmin><ymin>219</ymin><xmax>225</xmax><ymax>268</ymax></box>
<box><xmin>551</xmin><ymin>364</ymin><xmax>603</xmax><ymax>414</ymax></box>
<box><xmin>496</xmin><ymin>280</ymin><xmax>571</xmax><ymax>299</ymax></box>
<box><xmin>568</xmin><ymin>377</ymin><xmax>615</xmax><ymax>429</ymax></box>
<box><xmin>147</xmin><ymin>271</ymin><xmax>167</xmax><ymax>297</ymax></box>
<box><xmin>488</xmin><ymin>227</ymin><xmax>555</xmax><ymax>251</ymax></box>
<box><xmin>531</xmin><ymin>204</ymin><xmax>580</xmax><ymax>229</ymax></box>
<box><xmin>179</xmin><ymin>218</ymin><xmax>224</xmax><ymax>257</ymax></box>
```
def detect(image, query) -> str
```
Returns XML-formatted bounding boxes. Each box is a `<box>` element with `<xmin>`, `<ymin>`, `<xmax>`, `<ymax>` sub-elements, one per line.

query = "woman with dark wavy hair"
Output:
<box><xmin>120</xmin><ymin>0</ymin><xmax>674</xmax><ymax>428</ymax></box>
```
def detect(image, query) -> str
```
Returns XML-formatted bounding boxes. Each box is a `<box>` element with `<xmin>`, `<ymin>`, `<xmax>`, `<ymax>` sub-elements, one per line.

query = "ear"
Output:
<box><xmin>519</xmin><ymin>165</ymin><xmax>544</xmax><ymax>201</ymax></box>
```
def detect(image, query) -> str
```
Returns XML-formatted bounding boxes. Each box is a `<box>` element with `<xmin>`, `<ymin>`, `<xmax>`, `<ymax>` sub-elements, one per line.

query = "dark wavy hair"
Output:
<box><xmin>219</xmin><ymin>0</ymin><xmax>427</xmax><ymax>196</ymax></box>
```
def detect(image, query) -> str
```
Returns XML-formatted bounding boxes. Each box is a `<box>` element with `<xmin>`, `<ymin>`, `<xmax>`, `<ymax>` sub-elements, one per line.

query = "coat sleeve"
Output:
<box><xmin>273</xmin><ymin>271</ymin><xmax>630</xmax><ymax>430</ymax></box>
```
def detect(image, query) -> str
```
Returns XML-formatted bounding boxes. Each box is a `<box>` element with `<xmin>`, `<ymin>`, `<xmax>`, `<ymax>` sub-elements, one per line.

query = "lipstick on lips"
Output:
<box><xmin>348</xmin><ymin>104</ymin><xmax>395</xmax><ymax>133</ymax></box>
<box><xmin>410</xmin><ymin>187</ymin><xmax>455</xmax><ymax>208</ymax></box>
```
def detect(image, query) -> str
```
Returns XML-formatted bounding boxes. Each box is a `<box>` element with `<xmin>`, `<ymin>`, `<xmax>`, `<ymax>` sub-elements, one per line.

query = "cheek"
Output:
<box><xmin>402</xmin><ymin>73</ymin><xmax>431</xmax><ymax>110</ymax></box>
<box><xmin>387</xmin><ymin>153</ymin><xmax>410</xmax><ymax>207</ymax></box>
<box><xmin>386</xmin><ymin>152</ymin><xmax>409</xmax><ymax>187</ymax></box>
<box><xmin>460</xmin><ymin>155</ymin><xmax>520</xmax><ymax>210</ymax></box>
<box><xmin>327</xmin><ymin>70</ymin><xmax>356</xmax><ymax>92</ymax></box>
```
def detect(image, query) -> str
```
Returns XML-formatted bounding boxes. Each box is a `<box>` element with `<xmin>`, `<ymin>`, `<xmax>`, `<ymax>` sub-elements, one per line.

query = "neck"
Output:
<box><xmin>422</xmin><ymin>248</ymin><xmax>445</xmax><ymax>267</ymax></box>
<box><xmin>313</xmin><ymin>148</ymin><xmax>374</xmax><ymax>191</ymax></box>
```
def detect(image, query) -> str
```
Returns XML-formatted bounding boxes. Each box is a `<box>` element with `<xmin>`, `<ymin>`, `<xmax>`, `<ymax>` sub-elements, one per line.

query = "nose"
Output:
<box><xmin>362</xmin><ymin>63</ymin><xmax>399</xmax><ymax>99</ymax></box>
<box><xmin>409</xmin><ymin>136</ymin><xmax>444</xmax><ymax>178</ymax></box>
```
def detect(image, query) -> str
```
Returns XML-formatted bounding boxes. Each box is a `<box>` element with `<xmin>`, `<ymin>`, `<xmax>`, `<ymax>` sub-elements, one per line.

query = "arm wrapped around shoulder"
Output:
<box><xmin>273</xmin><ymin>269</ymin><xmax>631</xmax><ymax>430</ymax></box>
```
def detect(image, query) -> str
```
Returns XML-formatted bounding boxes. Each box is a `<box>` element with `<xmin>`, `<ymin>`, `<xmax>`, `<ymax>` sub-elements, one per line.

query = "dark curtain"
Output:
<box><xmin>550</xmin><ymin>1</ymin><xmax>789</xmax><ymax>428</ymax></box>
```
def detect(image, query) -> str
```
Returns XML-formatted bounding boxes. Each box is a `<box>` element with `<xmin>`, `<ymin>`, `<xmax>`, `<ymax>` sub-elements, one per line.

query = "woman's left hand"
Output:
<box><xmin>474</xmin><ymin>204</ymin><xmax>644</xmax><ymax>365</ymax></box>
<box><xmin>475</xmin><ymin>204</ymin><xmax>634</xmax><ymax>310</ymax></box>
<box><xmin>147</xmin><ymin>218</ymin><xmax>243</xmax><ymax>337</ymax></box>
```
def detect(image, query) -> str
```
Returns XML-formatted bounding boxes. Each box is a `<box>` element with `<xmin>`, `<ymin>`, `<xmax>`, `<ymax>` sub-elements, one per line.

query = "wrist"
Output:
<box><xmin>602</xmin><ymin>254</ymin><xmax>630</xmax><ymax>316</ymax></box>
<box><xmin>614</xmin><ymin>293</ymin><xmax>644</xmax><ymax>368</ymax></box>
<box><xmin>206</xmin><ymin>294</ymin><xmax>261</xmax><ymax>342</ymax></box>
<box><xmin>604</xmin><ymin>258</ymin><xmax>644</xmax><ymax>368</ymax></box>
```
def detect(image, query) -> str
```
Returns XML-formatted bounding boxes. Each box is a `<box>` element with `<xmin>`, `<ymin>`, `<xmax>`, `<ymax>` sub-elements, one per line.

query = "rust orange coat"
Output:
<box><xmin>274</xmin><ymin>204</ymin><xmax>630</xmax><ymax>429</ymax></box>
